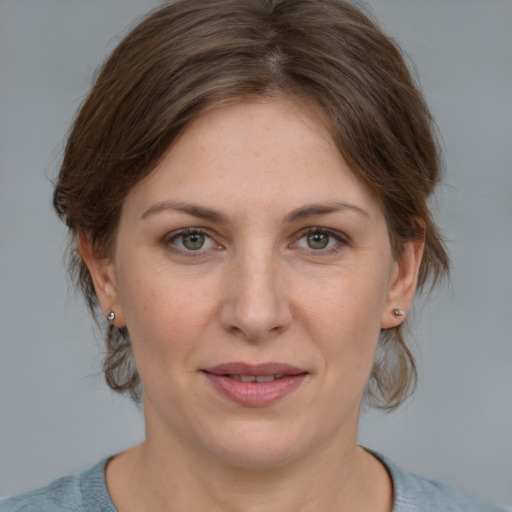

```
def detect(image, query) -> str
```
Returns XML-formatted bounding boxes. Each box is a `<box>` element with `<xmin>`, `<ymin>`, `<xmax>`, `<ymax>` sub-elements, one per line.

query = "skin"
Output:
<box><xmin>80</xmin><ymin>98</ymin><xmax>424</xmax><ymax>512</ymax></box>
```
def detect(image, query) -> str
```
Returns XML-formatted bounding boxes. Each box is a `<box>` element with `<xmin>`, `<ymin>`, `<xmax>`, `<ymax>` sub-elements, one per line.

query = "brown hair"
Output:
<box><xmin>54</xmin><ymin>0</ymin><xmax>449</xmax><ymax>409</ymax></box>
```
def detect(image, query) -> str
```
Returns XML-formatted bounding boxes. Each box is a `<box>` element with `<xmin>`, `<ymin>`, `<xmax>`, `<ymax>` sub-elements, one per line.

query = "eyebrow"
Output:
<box><xmin>284</xmin><ymin>202</ymin><xmax>370</xmax><ymax>223</ymax></box>
<box><xmin>141</xmin><ymin>200</ymin><xmax>370</xmax><ymax>223</ymax></box>
<box><xmin>141</xmin><ymin>201</ymin><xmax>230</xmax><ymax>223</ymax></box>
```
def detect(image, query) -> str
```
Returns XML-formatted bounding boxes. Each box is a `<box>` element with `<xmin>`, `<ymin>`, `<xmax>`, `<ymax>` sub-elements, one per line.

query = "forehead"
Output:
<box><xmin>122</xmin><ymin>98</ymin><xmax>381</xmax><ymax>223</ymax></box>
<box><xmin>172</xmin><ymin>98</ymin><xmax>335</xmax><ymax>166</ymax></box>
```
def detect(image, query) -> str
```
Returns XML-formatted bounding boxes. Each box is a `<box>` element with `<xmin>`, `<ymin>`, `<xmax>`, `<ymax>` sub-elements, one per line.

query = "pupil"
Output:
<box><xmin>307</xmin><ymin>232</ymin><xmax>329</xmax><ymax>249</ymax></box>
<box><xmin>183</xmin><ymin>233</ymin><xmax>204</xmax><ymax>250</ymax></box>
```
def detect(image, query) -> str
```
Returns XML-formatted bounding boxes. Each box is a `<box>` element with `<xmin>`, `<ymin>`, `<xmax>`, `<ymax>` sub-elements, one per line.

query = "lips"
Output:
<box><xmin>202</xmin><ymin>362</ymin><xmax>308</xmax><ymax>407</ymax></box>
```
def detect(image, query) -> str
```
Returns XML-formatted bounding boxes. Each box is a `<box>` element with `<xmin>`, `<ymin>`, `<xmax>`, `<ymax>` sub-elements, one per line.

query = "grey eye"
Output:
<box><xmin>166</xmin><ymin>229</ymin><xmax>218</xmax><ymax>255</ymax></box>
<box><xmin>294</xmin><ymin>229</ymin><xmax>343</xmax><ymax>252</ymax></box>
<box><xmin>180</xmin><ymin>232</ymin><xmax>206</xmax><ymax>251</ymax></box>
<box><xmin>306</xmin><ymin>232</ymin><xmax>330</xmax><ymax>250</ymax></box>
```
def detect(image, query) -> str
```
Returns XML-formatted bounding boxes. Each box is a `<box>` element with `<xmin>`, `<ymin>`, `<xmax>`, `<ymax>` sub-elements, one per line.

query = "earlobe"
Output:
<box><xmin>77</xmin><ymin>232</ymin><xmax>125</xmax><ymax>326</ymax></box>
<box><xmin>381</xmin><ymin>235</ymin><xmax>425</xmax><ymax>329</ymax></box>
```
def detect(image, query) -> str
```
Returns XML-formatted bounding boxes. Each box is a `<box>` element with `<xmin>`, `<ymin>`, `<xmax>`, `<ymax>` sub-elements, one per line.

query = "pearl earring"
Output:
<box><xmin>107</xmin><ymin>311</ymin><xmax>115</xmax><ymax>323</ymax></box>
<box><xmin>392</xmin><ymin>309</ymin><xmax>405</xmax><ymax>316</ymax></box>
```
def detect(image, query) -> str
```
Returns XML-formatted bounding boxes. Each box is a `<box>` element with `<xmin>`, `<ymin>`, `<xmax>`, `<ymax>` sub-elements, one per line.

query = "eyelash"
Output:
<box><xmin>292</xmin><ymin>228</ymin><xmax>348</xmax><ymax>255</ymax></box>
<box><xmin>163</xmin><ymin>228</ymin><xmax>219</xmax><ymax>258</ymax></box>
<box><xmin>163</xmin><ymin>227</ymin><xmax>348</xmax><ymax>258</ymax></box>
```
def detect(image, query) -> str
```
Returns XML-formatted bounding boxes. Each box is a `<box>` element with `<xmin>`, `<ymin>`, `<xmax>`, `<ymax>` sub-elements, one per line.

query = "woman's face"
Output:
<box><xmin>84</xmin><ymin>99</ymin><xmax>421</xmax><ymax>468</ymax></box>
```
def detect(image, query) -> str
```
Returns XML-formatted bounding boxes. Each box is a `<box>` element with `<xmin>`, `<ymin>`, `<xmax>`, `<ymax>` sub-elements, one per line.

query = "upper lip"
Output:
<box><xmin>203</xmin><ymin>362</ymin><xmax>307</xmax><ymax>376</ymax></box>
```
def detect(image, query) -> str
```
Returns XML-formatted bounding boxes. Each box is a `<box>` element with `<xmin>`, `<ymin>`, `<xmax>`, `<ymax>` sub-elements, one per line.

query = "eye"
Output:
<box><xmin>294</xmin><ymin>229</ymin><xmax>345</xmax><ymax>252</ymax></box>
<box><xmin>168</xmin><ymin>229</ymin><xmax>217</xmax><ymax>252</ymax></box>
<box><xmin>305</xmin><ymin>232</ymin><xmax>331</xmax><ymax>250</ymax></box>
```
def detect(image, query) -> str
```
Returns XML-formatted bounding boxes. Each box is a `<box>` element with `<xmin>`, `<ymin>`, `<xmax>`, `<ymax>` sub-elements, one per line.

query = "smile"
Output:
<box><xmin>230</xmin><ymin>374</ymin><xmax>284</xmax><ymax>383</ymax></box>
<box><xmin>202</xmin><ymin>362</ymin><xmax>308</xmax><ymax>407</ymax></box>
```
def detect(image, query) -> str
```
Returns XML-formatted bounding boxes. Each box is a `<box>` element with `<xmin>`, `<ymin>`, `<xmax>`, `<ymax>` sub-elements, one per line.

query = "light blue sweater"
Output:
<box><xmin>1</xmin><ymin>453</ymin><xmax>510</xmax><ymax>511</ymax></box>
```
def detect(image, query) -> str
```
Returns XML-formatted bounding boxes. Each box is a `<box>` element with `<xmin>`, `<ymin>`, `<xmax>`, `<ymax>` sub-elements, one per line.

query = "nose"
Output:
<box><xmin>219</xmin><ymin>249</ymin><xmax>292</xmax><ymax>342</ymax></box>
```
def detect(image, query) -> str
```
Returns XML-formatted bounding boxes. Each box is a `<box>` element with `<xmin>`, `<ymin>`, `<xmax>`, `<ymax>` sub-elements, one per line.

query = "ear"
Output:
<box><xmin>77</xmin><ymin>232</ymin><xmax>125</xmax><ymax>326</ymax></box>
<box><xmin>380</xmin><ymin>233</ymin><xmax>425</xmax><ymax>329</ymax></box>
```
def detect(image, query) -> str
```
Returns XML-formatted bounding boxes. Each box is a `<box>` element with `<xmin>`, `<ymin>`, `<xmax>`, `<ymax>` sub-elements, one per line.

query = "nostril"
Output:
<box><xmin>221</xmin><ymin>306</ymin><xmax>291</xmax><ymax>342</ymax></box>
<box><xmin>218</xmin><ymin>262</ymin><xmax>292</xmax><ymax>341</ymax></box>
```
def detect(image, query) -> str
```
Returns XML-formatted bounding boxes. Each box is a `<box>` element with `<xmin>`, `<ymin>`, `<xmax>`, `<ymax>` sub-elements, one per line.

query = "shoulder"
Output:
<box><xmin>372</xmin><ymin>451</ymin><xmax>511</xmax><ymax>512</ymax></box>
<box><xmin>0</xmin><ymin>459</ymin><xmax>116</xmax><ymax>512</ymax></box>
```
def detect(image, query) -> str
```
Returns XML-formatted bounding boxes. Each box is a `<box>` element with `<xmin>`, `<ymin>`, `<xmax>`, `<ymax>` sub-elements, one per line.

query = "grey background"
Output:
<box><xmin>1</xmin><ymin>0</ymin><xmax>511</xmax><ymax>505</ymax></box>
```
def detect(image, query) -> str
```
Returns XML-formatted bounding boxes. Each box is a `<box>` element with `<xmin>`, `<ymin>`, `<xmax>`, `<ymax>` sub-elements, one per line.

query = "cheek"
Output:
<box><xmin>299</xmin><ymin>263</ymin><xmax>389</xmax><ymax>340</ymax></box>
<box><xmin>298</xmin><ymin>265</ymin><xmax>390</xmax><ymax>383</ymax></box>
<box><xmin>115</xmin><ymin>258</ymin><xmax>219</xmax><ymax>359</ymax></box>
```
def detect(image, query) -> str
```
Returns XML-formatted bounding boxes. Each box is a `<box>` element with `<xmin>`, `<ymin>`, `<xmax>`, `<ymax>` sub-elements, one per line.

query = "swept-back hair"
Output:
<box><xmin>54</xmin><ymin>0</ymin><xmax>449</xmax><ymax>409</ymax></box>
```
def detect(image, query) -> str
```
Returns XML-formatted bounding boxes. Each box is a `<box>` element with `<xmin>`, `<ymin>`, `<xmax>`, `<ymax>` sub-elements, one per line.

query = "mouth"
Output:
<box><xmin>202</xmin><ymin>362</ymin><xmax>308</xmax><ymax>406</ymax></box>
<box><xmin>229</xmin><ymin>374</ymin><xmax>285</xmax><ymax>383</ymax></box>
<box><xmin>203</xmin><ymin>361</ymin><xmax>307</xmax><ymax>377</ymax></box>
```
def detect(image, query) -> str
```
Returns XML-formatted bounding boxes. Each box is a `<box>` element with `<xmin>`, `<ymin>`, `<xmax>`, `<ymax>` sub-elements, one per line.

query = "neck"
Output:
<box><xmin>106</xmin><ymin>425</ymin><xmax>392</xmax><ymax>512</ymax></box>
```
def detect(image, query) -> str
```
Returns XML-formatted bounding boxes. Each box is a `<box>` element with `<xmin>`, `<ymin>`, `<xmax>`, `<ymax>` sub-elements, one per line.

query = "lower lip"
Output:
<box><xmin>203</xmin><ymin>373</ymin><xmax>307</xmax><ymax>407</ymax></box>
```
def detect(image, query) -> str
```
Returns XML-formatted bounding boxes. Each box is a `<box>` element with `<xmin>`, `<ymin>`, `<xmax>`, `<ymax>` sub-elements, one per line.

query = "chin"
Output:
<box><xmin>199</xmin><ymin>420</ymin><xmax>317</xmax><ymax>470</ymax></box>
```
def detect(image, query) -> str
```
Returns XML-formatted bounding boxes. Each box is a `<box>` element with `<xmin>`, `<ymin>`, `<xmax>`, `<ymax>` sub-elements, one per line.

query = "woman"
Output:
<box><xmin>1</xmin><ymin>0</ymin><xmax>510</xmax><ymax>510</ymax></box>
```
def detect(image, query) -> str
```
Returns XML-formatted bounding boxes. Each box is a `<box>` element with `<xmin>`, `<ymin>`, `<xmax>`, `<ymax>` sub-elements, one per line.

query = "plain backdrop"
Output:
<box><xmin>1</xmin><ymin>0</ymin><xmax>511</xmax><ymax>505</ymax></box>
